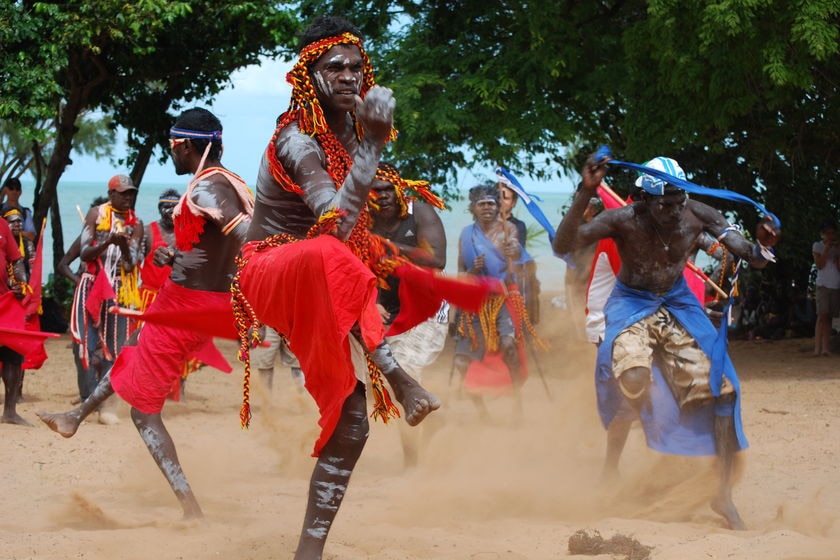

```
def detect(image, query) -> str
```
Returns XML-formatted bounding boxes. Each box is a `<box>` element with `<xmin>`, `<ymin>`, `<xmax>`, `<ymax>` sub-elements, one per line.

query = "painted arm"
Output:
<box><xmin>191</xmin><ymin>176</ymin><xmax>250</xmax><ymax>245</ymax></box>
<box><xmin>697</xmin><ymin>201</ymin><xmax>780</xmax><ymax>269</ymax></box>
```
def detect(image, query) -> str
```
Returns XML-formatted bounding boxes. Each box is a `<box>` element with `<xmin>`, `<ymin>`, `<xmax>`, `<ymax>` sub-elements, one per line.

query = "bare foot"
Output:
<box><xmin>711</xmin><ymin>496</ymin><xmax>747</xmax><ymax>530</ymax></box>
<box><xmin>1</xmin><ymin>412</ymin><xmax>33</xmax><ymax>427</ymax></box>
<box><xmin>399</xmin><ymin>384</ymin><xmax>441</xmax><ymax>426</ymax></box>
<box><xmin>36</xmin><ymin>409</ymin><xmax>82</xmax><ymax>438</ymax></box>
<box><xmin>386</xmin><ymin>371</ymin><xmax>441</xmax><ymax>426</ymax></box>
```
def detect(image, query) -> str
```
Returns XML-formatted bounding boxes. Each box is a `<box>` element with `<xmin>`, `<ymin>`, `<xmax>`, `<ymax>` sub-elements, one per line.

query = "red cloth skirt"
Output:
<box><xmin>110</xmin><ymin>280</ymin><xmax>232</xmax><ymax>414</ymax></box>
<box><xmin>238</xmin><ymin>235</ymin><xmax>384</xmax><ymax>456</ymax></box>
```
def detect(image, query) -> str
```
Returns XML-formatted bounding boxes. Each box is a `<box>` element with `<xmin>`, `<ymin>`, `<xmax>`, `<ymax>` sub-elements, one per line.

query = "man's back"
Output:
<box><xmin>171</xmin><ymin>171</ymin><xmax>250</xmax><ymax>293</ymax></box>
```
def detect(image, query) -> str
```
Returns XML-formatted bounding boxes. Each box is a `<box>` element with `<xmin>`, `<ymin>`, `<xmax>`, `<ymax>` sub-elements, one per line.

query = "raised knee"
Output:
<box><xmin>618</xmin><ymin>367</ymin><xmax>651</xmax><ymax>400</ymax></box>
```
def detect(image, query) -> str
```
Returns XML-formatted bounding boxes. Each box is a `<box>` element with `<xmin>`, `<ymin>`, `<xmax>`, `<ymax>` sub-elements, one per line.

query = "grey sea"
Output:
<box><xmin>23</xmin><ymin>180</ymin><xmax>573</xmax><ymax>296</ymax></box>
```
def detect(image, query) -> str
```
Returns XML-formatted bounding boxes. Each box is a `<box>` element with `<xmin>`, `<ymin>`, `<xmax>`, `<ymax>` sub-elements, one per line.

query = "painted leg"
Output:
<box><xmin>2</xmin><ymin>362</ymin><xmax>31</xmax><ymax>426</ymax></box>
<box><xmin>601</xmin><ymin>416</ymin><xmax>633</xmax><ymax>482</ymax></box>
<box><xmin>711</xmin><ymin>399</ymin><xmax>746</xmax><ymax>530</ymax></box>
<box><xmin>131</xmin><ymin>408</ymin><xmax>203</xmax><ymax>519</ymax></box>
<box><xmin>366</xmin><ymin>339</ymin><xmax>440</xmax><ymax>426</ymax></box>
<box><xmin>295</xmin><ymin>383</ymin><xmax>368</xmax><ymax>560</ymax></box>
<box><xmin>36</xmin><ymin>370</ymin><xmax>116</xmax><ymax>437</ymax></box>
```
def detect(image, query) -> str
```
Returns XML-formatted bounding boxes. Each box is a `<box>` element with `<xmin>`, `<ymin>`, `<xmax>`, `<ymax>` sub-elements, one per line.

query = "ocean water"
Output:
<box><xmin>21</xmin><ymin>181</ymin><xmax>573</xmax><ymax>292</ymax></box>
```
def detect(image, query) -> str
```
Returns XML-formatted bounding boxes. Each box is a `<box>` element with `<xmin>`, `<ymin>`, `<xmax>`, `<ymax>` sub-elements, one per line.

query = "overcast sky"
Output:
<box><xmin>57</xmin><ymin>57</ymin><xmax>574</xmax><ymax>194</ymax></box>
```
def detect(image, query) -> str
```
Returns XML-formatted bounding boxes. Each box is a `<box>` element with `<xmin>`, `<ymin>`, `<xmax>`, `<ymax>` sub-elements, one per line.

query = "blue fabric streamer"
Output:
<box><xmin>594</xmin><ymin>145</ymin><xmax>781</xmax><ymax>229</ymax></box>
<box><xmin>495</xmin><ymin>167</ymin><xmax>557</xmax><ymax>242</ymax></box>
<box><xmin>495</xmin><ymin>166</ymin><xmax>578</xmax><ymax>266</ymax></box>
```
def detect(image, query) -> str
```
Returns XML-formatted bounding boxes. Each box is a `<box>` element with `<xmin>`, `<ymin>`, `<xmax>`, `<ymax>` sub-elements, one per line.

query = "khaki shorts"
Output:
<box><xmin>612</xmin><ymin>306</ymin><xmax>734</xmax><ymax>408</ymax></box>
<box><xmin>816</xmin><ymin>285</ymin><xmax>840</xmax><ymax>317</ymax></box>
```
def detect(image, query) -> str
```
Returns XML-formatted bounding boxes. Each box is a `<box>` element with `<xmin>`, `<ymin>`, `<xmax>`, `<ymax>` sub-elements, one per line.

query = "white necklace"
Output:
<box><xmin>651</xmin><ymin>222</ymin><xmax>673</xmax><ymax>252</ymax></box>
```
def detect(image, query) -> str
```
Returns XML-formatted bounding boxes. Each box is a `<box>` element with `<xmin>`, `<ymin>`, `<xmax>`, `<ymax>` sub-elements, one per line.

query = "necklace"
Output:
<box><xmin>651</xmin><ymin>222</ymin><xmax>674</xmax><ymax>252</ymax></box>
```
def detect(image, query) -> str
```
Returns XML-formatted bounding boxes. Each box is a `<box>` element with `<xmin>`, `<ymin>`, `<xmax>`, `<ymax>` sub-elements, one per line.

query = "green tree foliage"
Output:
<box><xmin>300</xmin><ymin>0</ymin><xmax>840</xmax><ymax>297</ymax></box>
<box><xmin>0</xmin><ymin>1</ymin><xmax>299</xmax><ymax>270</ymax></box>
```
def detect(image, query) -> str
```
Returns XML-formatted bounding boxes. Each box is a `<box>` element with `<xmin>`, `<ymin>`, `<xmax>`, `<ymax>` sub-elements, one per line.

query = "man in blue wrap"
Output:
<box><xmin>554</xmin><ymin>154</ymin><xmax>780</xmax><ymax>530</ymax></box>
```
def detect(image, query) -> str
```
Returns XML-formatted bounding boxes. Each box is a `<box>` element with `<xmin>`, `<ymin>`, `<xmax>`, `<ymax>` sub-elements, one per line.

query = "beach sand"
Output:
<box><xmin>3</xmin><ymin>305</ymin><xmax>839</xmax><ymax>560</ymax></box>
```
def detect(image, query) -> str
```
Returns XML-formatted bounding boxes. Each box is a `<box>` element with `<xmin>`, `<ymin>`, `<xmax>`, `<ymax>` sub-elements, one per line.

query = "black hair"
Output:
<box><xmin>173</xmin><ymin>107</ymin><xmax>223</xmax><ymax>161</ymax></box>
<box><xmin>468</xmin><ymin>185</ymin><xmax>499</xmax><ymax>205</ymax></box>
<box><xmin>3</xmin><ymin>177</ymin><xmax>21</xmax><ymax>190</ymax></box>
<box><xmin>299</xmin><ymin>16</ymin><xmax>363</xmax><ymax>51</ymax></box>
<box><xmin>159</xmin><ymin>188</ymin><xmax>181</xmax><ymax>203</ymax></box>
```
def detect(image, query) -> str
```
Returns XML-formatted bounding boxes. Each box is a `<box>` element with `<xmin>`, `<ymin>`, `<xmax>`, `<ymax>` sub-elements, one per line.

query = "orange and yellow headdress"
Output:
<box><xmin>266</xmin><ymin>32</ymin><xmax>397</xmax><ymax>197</ymax></box>
<box><xmin>286</xmin><ymin>32</ymin><xmax>385</xmax><ymax>138</ymax></box>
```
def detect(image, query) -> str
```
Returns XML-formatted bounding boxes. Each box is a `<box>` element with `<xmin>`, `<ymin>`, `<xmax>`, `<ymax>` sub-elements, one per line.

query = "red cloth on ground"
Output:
<box><xmin>110</xmin><ymin>280</ymin><xmax>232</xmax><ymax>414</ymax></box>
<box><xmin>239</xmin><ymin>235</ymin><xmax>384</xmax><ymax>456</ymax></box>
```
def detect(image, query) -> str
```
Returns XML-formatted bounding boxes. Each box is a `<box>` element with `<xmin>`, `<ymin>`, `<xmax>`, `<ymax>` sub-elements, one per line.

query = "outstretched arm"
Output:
<box><xmin>697</xmin><ymin>202</ymin><xmax>780</xmax><ymax>269</ymax></box>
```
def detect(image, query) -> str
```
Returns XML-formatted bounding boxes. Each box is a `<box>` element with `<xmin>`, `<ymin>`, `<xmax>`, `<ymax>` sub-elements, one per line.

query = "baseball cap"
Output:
<box><xmin>108</xmin><ymin>174</ymin><xmax>137</xmax><ymax>193</ymax></box>
<box><xmin>634</xmin><ymin>156</ymin><xmax>686</xmax><ymax>195</ymax></box>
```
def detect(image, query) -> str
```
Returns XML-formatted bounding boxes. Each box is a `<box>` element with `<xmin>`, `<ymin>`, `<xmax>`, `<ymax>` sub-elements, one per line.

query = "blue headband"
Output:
<box><xmin>169</xmin><ymin>127</ymin><xmax>222</xmax><ymax>140</ymax></box>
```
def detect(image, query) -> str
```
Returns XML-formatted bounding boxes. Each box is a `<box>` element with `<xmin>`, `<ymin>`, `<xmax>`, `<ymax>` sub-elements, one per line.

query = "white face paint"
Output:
<box><xmin>311</xmin><ymin>46</ymin><xmax>364</xmax><ymax>108</ymax></box>
<box><xmin>313</xmin><ymin>70</ymin><xmax>332</xmax><ymax>97</ymax></box>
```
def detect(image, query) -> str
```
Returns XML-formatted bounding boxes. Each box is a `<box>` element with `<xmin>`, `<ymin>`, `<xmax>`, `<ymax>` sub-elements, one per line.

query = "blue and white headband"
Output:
<box><xmin>169</xmin><ymin>127</ymin><xmax>222</xmax><ymax>140</ymax></box>
<box><xmin>595</xmin><ymin>145</ymin><xmax>781</xmax><ymax>228</ymax></box>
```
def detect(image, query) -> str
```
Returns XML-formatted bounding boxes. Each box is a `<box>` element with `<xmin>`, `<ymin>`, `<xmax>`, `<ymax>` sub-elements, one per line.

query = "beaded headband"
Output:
<box><xmin>370</xmin><ymin>165</ymin><xmax>445</xmax><ymax>218</ymax></box>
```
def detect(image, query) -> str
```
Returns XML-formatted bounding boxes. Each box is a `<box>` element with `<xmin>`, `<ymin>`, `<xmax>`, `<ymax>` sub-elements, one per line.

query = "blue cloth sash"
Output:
<box><xmin>459</xmin><ymin>223</ymin><xmax>532</xmax><ymax>282</ymax></box>
<box><xmin>596</xmin><ymin>277</ymin><xmax>748</xmax><ymax>456</ymax></box>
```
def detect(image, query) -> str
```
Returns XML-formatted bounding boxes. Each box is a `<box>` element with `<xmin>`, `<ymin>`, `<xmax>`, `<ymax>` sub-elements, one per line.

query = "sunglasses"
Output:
<box><xmin>169</xmin><ymin>137</ymin><xmax>188</xmax><ymax>149</ymax></box>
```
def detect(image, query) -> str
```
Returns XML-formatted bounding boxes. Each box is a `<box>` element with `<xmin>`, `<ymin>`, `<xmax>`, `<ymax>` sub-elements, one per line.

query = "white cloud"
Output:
<box><xmin>227</xmin><ymin>56</ymin><xmax>294</xmax><ymax>96</ymax></box>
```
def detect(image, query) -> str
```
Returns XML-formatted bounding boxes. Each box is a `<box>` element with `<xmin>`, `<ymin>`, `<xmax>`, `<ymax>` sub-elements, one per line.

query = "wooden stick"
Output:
<box><xmin>598</xmin><ymin>182</ymin><xmax>729</xmax><ymax>299</ymax></box>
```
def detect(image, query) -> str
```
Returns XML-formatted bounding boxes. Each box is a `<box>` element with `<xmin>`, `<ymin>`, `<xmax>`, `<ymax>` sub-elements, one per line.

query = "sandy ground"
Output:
<box><xmin>3</xmin><ymin>305</ymin><xmax>839</xmax><ymax>560</ymax></box>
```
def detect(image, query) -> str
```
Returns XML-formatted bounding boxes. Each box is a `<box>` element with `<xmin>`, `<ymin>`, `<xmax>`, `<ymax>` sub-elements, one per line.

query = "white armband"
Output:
<box><xmin>716</xmin><ymin>225</ymin><xmax>740</xmax><ymax>241</ymax></box>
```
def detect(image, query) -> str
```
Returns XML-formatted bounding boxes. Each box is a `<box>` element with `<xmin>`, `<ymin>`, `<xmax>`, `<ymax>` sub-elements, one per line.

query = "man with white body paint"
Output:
<box><xmin>38</xmin><ymin>107</ymin><xmax>253</xmax><ymax>520</ymax></box>
<box><xmin>232</xmin><ymin>16</ymin><xmax>441</xmax><ymax>560</ymax></box>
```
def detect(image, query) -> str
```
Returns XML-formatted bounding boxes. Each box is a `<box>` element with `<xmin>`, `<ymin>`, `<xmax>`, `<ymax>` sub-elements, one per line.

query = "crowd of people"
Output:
<box><xmin>3</xmin><ymin>13</ymin><xmax>828</xmax><ymax>560</ymax></box>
